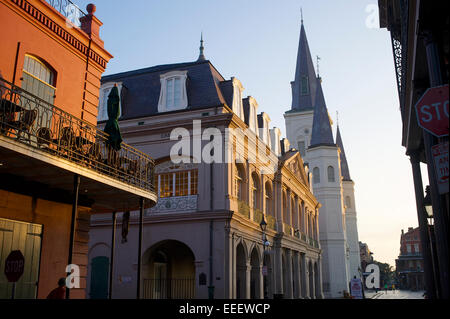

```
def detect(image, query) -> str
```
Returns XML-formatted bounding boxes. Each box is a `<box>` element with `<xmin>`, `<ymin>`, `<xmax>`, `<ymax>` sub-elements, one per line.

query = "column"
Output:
<box><xmin>302</xmin><ymin>254</ymin><xmax>310</xmax><ymax>299</ymax></box>
<box><xmin>259</xmin><ymin>261</ymin><xmax>264</xmax><ymax>299</ymax></box>
<box><xmin>232</xmin><ymin>235</ymin><xmax>236</xmax><ymax>299</ymax></box>
<box><xmin>285</xmin><ymin>249</ymin><xmax>293</xmax><ymax>299</ymax></box>
<box><xmin>310</xmin><ymin>262</ymin><xmax>316</xmax><ymax>299</ymax></box>
<box><xmin>293</xmin><ymin>251</ymin><xmax>301</xmax><ymax>298</ymax></box>
<box><xmin>245</xmin><ymin>262</ymin><xmax>251</xmax><ymax>299</ymax></box>
<box><xmin>274</xmin><ymin>245</ymin><xmax>283</xmax><ymax>296</ymax></box>
<box><xmin>286</xmin><ymin>189</ymin><xmax>291</xmax><ymax>225</ymax></box>
<box><xmin>317</xmin><ymin>256</ymin><xmax>325</xmax><ymax>299</ymax></box>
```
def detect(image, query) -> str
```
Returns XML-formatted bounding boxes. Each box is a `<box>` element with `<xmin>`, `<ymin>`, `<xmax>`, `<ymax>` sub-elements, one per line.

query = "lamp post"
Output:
<box><xmin>260</xmin><ymin>217</ymin><xmax>268</xmax><ymax>299</ymax></box>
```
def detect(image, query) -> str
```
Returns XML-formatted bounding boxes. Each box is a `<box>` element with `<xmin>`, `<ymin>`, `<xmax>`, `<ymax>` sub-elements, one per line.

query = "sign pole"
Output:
<box><xmin>11</xmin><ymin>282</ymin><xmax>15</xmax><ymax>300</ymax></box>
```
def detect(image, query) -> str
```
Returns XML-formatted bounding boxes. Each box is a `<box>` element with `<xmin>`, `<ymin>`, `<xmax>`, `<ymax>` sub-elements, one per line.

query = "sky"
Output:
<box><xmin>74</xmin><ymin>0</ymin><xmax>429</xmax><ymax>266</ymax></box>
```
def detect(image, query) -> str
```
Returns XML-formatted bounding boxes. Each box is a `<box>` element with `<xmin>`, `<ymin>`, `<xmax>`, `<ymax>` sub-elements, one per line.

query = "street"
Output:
<box><xmin>366</xmin><ymin>290</ymin><xmax>425</xmax><ymax>299</ymax></box>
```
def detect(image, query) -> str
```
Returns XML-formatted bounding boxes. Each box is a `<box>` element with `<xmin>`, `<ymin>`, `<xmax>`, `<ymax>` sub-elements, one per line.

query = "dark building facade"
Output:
<box><xmin>396</xmin><ymin>227</ymin><xmax>425</xmax><ymax>290</ymax></box>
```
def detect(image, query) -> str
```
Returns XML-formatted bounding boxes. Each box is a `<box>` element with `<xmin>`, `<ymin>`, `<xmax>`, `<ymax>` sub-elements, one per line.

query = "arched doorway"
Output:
<box><xmin>236</xmin><ymin>243</ymin><xmax>247</xmax><ymax>299</ymax></box>
<box><xmin>90</xmin><ymin>256</ymin><xmax>109</xmax><ymax>299</ymax></box>
<box><xmin>250</xmin><ymin>247</ymin><xmax>261</xmax><ymax>299</ymax></box>
<box><xmin>142</xmin><ymin>240</ymin><xmax>195</xmax><ymax>299</ymax></box>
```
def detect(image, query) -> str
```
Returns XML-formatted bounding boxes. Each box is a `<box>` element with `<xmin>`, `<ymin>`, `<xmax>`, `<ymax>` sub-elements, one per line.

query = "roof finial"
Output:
<box><xmin>197</xmin><ymin>32</ymin><xmax>206</xmax><ymax>61</ymax></box>
<box><xmin>336</xmin><ymin>111</ymin><xmax>339</xmax><ymax>127</ymax></box>
<box><xmin>301</xmin><ymin>7</ymin><xmax>303</xmax><ymax>25</ymax></box>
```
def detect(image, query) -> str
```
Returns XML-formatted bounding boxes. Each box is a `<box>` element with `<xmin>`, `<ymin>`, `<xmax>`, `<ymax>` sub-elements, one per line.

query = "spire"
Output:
<box><xmin>291</xmin><ymin>16</ymin><xmax>317</xmax><ymax>111</ymax></box>
<box><xmin>309</xmin><ymin>77</ymin><xmax>335</xmax><ymax>148</ymax></box>
<box><xmin>336</xmin><ymin>124</ymin><xmax>352</xmax><ymax>181</ymax></box>
<box><xmin>197</xmin><ymin>33</ymin><xmax>206</xmax><ymax>61</ymax></box>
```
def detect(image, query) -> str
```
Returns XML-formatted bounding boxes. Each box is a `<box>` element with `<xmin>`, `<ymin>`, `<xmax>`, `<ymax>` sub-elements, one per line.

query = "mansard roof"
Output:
<box><xmin>101</xmin><ymin>60</ymin><xmax>230</xmax><ymax>120</ymax></box>
<box><xmin>336</xmin><ymin>125</ymin><xmax>352</xmax><ymax>181</ymax></box>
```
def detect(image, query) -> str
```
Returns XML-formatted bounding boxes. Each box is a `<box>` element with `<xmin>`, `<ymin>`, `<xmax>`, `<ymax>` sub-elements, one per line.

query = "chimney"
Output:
<box><xmin>408</xmin><ymin>227</ymin><xmax>413</xmax><ymax>233</ymax></box>
<box><xmin>401</xmin><ymin>229</ymin><xmax>404</xmax><ymax>235</ymax></box>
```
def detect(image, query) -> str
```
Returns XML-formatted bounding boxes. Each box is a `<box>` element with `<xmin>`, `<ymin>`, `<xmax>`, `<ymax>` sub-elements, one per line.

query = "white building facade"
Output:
<box><xmin>284</xmin><ymin>19</ymin><xmax>361</xmax><ymax>298</ymax></box>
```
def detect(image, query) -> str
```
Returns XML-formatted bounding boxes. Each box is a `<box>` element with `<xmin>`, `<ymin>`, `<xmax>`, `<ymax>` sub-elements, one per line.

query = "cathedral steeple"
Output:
<box><xmin>291</xmin><ymin>14</ymin><xmax>317</xmax><ymax>111</ymax></box>
<box><xmin>336</xmin><ymin>124</ymin><xmax>352</xmax><ymax>181</ymax></box>
<box><xmin>309</xmin><ymin>76</ymin><xmax>334</xmax><ymax>148</ymax></box>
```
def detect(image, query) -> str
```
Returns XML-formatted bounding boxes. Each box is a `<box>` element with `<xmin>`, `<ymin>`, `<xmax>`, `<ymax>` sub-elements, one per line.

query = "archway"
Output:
<box><xmin>250</xmin><ymin>247</ymin><xmax>261</xmax><ymax>299</ymax></box>
<box><xmin>142</xmin><ymin>240</ymin><xmax>195</xmax><ymax>299</ymax></box>
<box><xmin>236</xmin><ymin>242</ymin><xmax>247</xmax><ymax>299</ymax></box>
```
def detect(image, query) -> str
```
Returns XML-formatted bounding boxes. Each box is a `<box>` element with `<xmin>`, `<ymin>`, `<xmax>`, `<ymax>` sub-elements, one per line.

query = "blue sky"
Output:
<box><xmin>75</xmin><ymin>0</ymin><xmax>427</xmax><ymax>266</ymax></box>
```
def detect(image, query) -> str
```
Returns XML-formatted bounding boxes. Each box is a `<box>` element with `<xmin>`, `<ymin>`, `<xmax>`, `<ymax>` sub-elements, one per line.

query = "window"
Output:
<box><xmin>313</xmin><ymin>167</ymin><xmax>320</xmax><ymax>184</ymax></box>
<box><xmin>251</xmin><ymin>173</ymin><xmax>260</xmax><ymax>209</ymax></box>
<box><xmin>301</xmin><ymin>76</ymin><xmax>309</xmax><ymax>95</ymax></box>
<box><xmin>298</xmin><ymin>141</ymin><xmax>306</xmax><ymax>157</ymax></box>
<box><xmin>283</xmin><ymin>191</ymin><xmax>288</xmax><ymax>223</ymax></box>
<box><xmin>414</xmin><ymin>244</ymin><xmax>419</xmax><ymax>254</ymax></box>
<box><xmin>327</xmin><ymin>166</ymin><xmax>335</xmax><ymax>183</ymax></box>
<box><xmin>235</xmin><ymin>165</ymin><xmax>245</xmax><ymax>201</ymax></box>
<box><xmin>22</xmin><ymin>55</ymin><xmax>56</xmax><ymax>104</ymax></box>
<box><xmin>156</xmin><ymin>170</ymin><xmax>198</xmax><ymax>198</ymax></box>
<box><xmin>265</xmin><ymin>182</ymin><xmax>273</xmax><ymax>215</ymax></box>
<box><xmin>406</xmin><ymin>244</ymin><xmax>412</xmax><ymax>254</ymax></box>
<box><xmin>345</xmin><ymin>196</ymin><xmax>352</xmax><ymax>209</ymax></box>
<box><xmin>158</xmin><ymin>71</ymin><xmax>188</xmax><ymax>112</ymax></box>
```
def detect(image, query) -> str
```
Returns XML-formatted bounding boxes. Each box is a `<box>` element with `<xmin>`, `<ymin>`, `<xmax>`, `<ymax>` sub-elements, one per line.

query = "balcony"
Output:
<box><xmin>148</xmin><ymin>195</ymin><xmax>198</xmax><ymax>214</ymax></box>
<box><xmin>45</xmin><ymin>0</ymin><xmax>86</xmax><ymax>28</ymax></box>
<box><xmin>0</xmin><ymin>79</ymin><xmax>156</xmax><ymax>212</ymax></box>
<box><xmin>237</xmin><ymin>200</ymin><xmax>250</xmax><ymax>219</ymax></box>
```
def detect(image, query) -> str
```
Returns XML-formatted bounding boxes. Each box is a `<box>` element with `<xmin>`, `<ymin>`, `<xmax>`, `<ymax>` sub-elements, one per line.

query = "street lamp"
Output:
<box><xmin>423</xmin><ymin>186</ymin><xmax>433</xmax><ymax>222</ymax></box>
<box><xmin>260</xmin><ymin>217</ymin><xmax>267</xmax><ymax>233</ymax></box>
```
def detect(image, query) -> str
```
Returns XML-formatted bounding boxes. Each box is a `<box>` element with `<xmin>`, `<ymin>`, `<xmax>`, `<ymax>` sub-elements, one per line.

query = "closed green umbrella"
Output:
<box><xmin>103</xmin><ymin>85</ymin><xmax>123</xmax><ymax>151</ymax></box>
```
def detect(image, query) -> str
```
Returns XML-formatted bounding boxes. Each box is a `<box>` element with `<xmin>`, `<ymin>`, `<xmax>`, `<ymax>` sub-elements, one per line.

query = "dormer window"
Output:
<box><xmin>158</xmin><ymin>71</ymin><xmax>188</xmax><ymax>112</ymax></box>
<box><xmin>248</xmin><ymin>97</ymin><xmax>259</xmax><ymax>135</ymax></box>
<box><xmin>98</xmin><ymin>82</ymin><xmax>122</xmax><ymax>122</ymax></box>
<box><xmin>231</xmin><ymin>77</ymin><xmax>244</xmax><ymax>120</ymax></box>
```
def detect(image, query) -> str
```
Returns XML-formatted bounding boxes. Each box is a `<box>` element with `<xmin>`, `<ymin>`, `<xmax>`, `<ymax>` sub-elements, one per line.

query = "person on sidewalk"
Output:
<box><xmin>46</xmin><ymin>278</ymin><xmax>66</xmax><ymax>299</ymax></box>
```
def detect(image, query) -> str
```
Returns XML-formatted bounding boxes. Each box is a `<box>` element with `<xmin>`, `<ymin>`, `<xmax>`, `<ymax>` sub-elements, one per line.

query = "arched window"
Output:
<box><xmin>345</xmin><ymin>196</ymin><xmax>352</xmax><ymax>209</ymax></box>
<box><xmin>327</xmin><ymin>166</ymin><xmax>335</xmax><ymax>183</ymax></box>
<box><xmin>235</xmin><ymin>164</ymin><xmax>245</xmax><ymax>201</ymax></box>
<box><xmin>22</xmin><ymin>55</ymin><xmax>56</xmax><ymax>104</ymax></box>
<box><xmin>265</xmin><ymin>181</ymin><xmax>273</xmax><ymax>216</ymax></box>
<box><xmin>313</xmin><ymin>167</ymin><xmax>320</xmax><ymax>184</ymax></box>
<box><xmin>251</xmin><ymin>173</ymin><xmax>260</xmax><ymax>209</ymax></box>
<box><xmin>283</xmin><ymin>191</ymin><xmax>288</xmax><ymax>223</ymax></box>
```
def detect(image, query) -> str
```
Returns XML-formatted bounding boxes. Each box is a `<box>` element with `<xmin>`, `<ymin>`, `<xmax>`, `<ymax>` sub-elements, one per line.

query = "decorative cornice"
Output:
<box><xmin>10</xmin><ymin>0</ymin><xmax>108</xmax><ymax>68</ymax></box>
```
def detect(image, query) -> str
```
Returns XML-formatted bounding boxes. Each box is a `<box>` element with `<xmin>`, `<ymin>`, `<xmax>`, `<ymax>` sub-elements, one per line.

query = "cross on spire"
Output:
<box><xmin>301</xmin><ymin>7</ymin><xmax>303</xmax><ymax>24</ymax></box>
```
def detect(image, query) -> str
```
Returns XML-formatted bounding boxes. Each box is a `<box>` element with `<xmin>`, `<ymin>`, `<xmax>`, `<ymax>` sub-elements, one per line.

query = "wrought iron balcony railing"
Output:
<box><xmin>0</xmin><ymin>78</ymin><xmax>155</xmax><ymax>193</ymax></box>
<box><xmin>45</xmin><ymin>0</ymin><xmax>87</xmax><ymax>27</ymax></box>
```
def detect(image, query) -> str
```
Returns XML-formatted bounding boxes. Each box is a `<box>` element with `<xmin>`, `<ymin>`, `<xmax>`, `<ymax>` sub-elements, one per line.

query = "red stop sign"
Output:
<box><xmin>4</xmin><ymin>250</ymin><xmax>25</xmax><ymax>283</ymax></box>
<box><xmin>415</xmin><ymin>84</ymin><xmax>449</xmax><ymax>137</ymax></box>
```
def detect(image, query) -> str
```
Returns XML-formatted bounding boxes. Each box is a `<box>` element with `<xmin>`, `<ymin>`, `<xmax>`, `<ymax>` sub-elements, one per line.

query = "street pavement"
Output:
<box><xmin>366</xmin><ymin>290</ymin><xmax>425</xmax><ymax>299</ymax></box>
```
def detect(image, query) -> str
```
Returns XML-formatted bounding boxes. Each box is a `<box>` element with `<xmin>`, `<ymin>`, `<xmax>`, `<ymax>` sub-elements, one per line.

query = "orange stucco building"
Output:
<box><xmin>0</xmin><ymin>0</ymin><xmax>157</xmax><ymax>299</ymax></box>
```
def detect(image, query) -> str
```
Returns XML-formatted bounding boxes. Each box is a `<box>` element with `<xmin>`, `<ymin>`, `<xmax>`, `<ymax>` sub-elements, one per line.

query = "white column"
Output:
<box><xmin>310</xmin><ymin>262</ymin><xmax>316</xmax><ymax>299</ymax></box>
